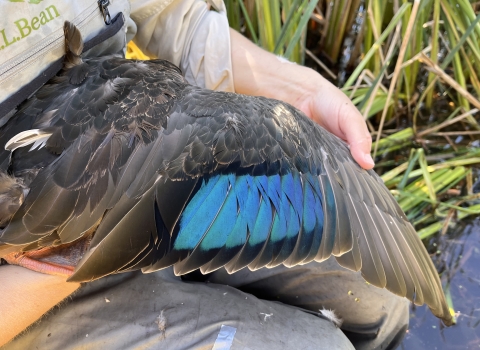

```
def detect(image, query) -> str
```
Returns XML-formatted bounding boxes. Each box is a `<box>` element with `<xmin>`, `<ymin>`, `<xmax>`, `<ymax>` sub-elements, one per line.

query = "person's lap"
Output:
<box><xmin>205</xmin><ymin>257</ymin><xmax>409</xmax><ymax>349</ymax></box>
<box><xmin>2</xmin><ymin>258</ymin><xmax>408</xmax><ymax>350</ymax></box>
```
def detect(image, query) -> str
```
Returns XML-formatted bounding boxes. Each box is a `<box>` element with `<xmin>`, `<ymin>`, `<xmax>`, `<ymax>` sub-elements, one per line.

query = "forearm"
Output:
<box><xmin>229</xmin><ymin>28</ymin><xmax>346</xmax><ymax>129</ymax></box>
<box><xmin>0</xmin><ymin>266</ymin><xmax>80</xmax><ymax>347</ymax></box>
<box><xmin>229</xmin><ymin>29</ymin><xmax>315</xmax><ymax>109</ymax></box>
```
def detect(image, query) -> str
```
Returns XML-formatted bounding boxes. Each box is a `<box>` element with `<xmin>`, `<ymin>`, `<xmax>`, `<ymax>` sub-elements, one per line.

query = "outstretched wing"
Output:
<box><xmin>0</xmin><ymin>58</ymin><xmax>451</xmax><ymax>325</ymax></box>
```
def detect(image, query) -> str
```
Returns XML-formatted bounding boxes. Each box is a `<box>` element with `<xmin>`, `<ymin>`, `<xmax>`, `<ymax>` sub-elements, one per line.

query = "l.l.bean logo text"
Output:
<box><xmin>0</xmin><ymin>5</ymin><xmax>60</xmax><ymax>50</ymax></box>
<box><xmin>7</xmin><ymin>0</ymin><xmax>44</xmax><ymax>4</ymax></box>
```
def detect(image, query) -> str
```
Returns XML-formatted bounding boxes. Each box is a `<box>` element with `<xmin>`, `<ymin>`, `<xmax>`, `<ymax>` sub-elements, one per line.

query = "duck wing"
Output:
<box><xmin>0</xmin><ymin>23</ymin><xmax>452</xmax><ymax>326</ymax></box>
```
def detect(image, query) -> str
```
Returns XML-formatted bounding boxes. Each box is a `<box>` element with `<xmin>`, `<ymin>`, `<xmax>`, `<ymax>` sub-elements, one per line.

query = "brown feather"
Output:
<box><xmin>0</xmin><ymin>172</ymin><xmax>27</xmax><ymax>227</ymax></box>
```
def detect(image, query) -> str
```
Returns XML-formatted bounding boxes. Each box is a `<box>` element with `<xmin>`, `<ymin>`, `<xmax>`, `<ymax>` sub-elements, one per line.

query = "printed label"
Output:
<box><xmin>0</xmin><ymin>4</ymin><xmax>60</xmax><ymax>50</ymax></box>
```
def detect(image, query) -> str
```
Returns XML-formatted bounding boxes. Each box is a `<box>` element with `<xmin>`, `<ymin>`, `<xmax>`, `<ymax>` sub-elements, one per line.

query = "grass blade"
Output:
<box><xmin>344</xmin><ymin>2</ymin><xmax>411</xmax><ymax>88</ymax></box>
<box><xmin>284</xmin><ymin>0</ymin><xmax>318</xmax><ymax>59</ymax></box>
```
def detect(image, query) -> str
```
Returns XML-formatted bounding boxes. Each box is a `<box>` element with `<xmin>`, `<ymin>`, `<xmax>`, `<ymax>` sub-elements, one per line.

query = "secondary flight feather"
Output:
<box><xmin>0</xmin><ymin>22</ymin><xmax>452</xmax><ymax>325</ymax></box>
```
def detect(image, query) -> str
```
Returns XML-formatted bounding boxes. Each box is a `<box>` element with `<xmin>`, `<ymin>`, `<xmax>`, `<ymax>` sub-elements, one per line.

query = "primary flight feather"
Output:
<box><xmin>0</xmin><ymin>22</ymin><xmax>452</xmax><ymax>325</ymax></box>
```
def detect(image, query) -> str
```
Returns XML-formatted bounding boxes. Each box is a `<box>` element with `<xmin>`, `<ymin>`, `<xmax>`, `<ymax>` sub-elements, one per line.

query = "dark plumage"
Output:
<box><xmin>0</xmin><ymin>172</ymin><xmax>27</xmax><ymax>226</ymax></box>
<box><xmin>0</xmin><ymin>22</ymin><xmax>452</xmax><ymax>325</ymax></box>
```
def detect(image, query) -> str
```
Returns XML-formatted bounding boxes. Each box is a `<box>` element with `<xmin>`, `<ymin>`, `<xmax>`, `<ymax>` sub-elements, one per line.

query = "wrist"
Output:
<box><xmin>230</xmin><ymin>28</ymin><xmax>318</xmax><ymax>107</ymax></box>
<box><xmin>260</xmin><ymin>61</ymin><xmax>318</xmax><ymax>109</ymax></box>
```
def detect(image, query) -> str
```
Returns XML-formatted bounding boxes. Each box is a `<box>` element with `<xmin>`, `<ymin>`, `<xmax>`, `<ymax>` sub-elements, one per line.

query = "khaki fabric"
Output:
<box><xmin>130</xmin><ymin>0</ymin><xmax>233</xmax><ymax>92</ymax></box>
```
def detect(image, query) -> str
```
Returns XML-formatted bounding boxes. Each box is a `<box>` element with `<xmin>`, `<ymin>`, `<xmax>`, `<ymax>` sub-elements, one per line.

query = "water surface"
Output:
<box><xmin>401</xmin><ymin>218</ymin><xmax>480</xmax><ymax>349</ymax></box>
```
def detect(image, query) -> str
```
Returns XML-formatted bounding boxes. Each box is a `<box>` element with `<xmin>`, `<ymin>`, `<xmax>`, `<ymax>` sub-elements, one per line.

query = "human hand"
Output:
<box><xmin>293</xmin><ymin>73</ymin><xmax>375</xmax><ymax>170</ymax></box>
<box><xmin>229</xmin><ymin>29</ymin><xmax>374</xmax><ymax>170</ymax></box>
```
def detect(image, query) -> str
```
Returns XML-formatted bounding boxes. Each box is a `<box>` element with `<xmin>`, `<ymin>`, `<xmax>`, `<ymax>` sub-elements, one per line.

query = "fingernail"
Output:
<box><xmin>364</xmin><ymin>153</ymin><xmax>375</xmax><ymax>166</ymax></box>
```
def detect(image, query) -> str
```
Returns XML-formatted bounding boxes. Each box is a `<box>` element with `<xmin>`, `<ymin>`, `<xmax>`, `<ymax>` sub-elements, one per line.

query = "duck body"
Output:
<box><xmin>0</xmin><ymin>23</ymin><xmax>452</xmax><ymax>325</ymax></box>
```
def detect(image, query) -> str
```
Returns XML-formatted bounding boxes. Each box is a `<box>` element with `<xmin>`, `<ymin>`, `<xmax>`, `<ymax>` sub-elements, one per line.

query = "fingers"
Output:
<box><xmin>337</xmin><ymin>102</ymin><xmax>374</xmax><ymax>169</ymax></box>
<box><xmin>252</xmin><ymin>61</ymin><xmax>375</xmax><ymax>170</ymax></box>
<box><xmin>349</xmin><ymin>135</ymin><xmax>375</xmax><ymax>170</ymax></box>
<box><xmin>309</xmin><ymin>79</ymin><xmax>375</xmax><ymax>170</ymax></box>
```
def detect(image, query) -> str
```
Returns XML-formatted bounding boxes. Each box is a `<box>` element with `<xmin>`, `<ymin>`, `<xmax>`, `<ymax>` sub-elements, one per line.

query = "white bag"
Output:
<box><xmin>0</xmin><ymin>0</ymin><xmax>130</xmax><ymax>108</ymax></box>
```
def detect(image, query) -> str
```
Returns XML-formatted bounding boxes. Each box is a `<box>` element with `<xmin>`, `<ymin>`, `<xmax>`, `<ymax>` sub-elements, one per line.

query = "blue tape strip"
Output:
<box><xmin>212</xmin><ymin>325</ymin><xmax>237</xmax><ymax>350</ymax></box>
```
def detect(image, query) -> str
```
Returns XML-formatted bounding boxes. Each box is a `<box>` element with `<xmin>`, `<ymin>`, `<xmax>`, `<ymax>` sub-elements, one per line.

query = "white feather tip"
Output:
<box><xmin>5</xmin><ymin>129</ymin><xmax>52</xmax><ymax>152</ymax></box>
<box><xmin>319</xmin><ymin>308</ymin><xmax>343</xmax><ymax>328</ymax></box>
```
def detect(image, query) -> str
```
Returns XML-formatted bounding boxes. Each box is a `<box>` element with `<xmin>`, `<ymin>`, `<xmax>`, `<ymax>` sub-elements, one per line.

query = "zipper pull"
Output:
<box><xmin>98</xmin><ymin>0</ymin><xmax>111</xmax><ymax>25</ymax></box>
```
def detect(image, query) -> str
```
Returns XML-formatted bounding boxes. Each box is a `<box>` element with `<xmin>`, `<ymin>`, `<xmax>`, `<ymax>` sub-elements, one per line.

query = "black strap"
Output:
<box><xmin>83</xmin><ymin>12</ymin><xmax>125</xmax><ymax>52</ymax></box>
<box><xmin>0</xmin><ymin>12</ymin><xmax>125</xmax><ymax>120</ymax></box>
